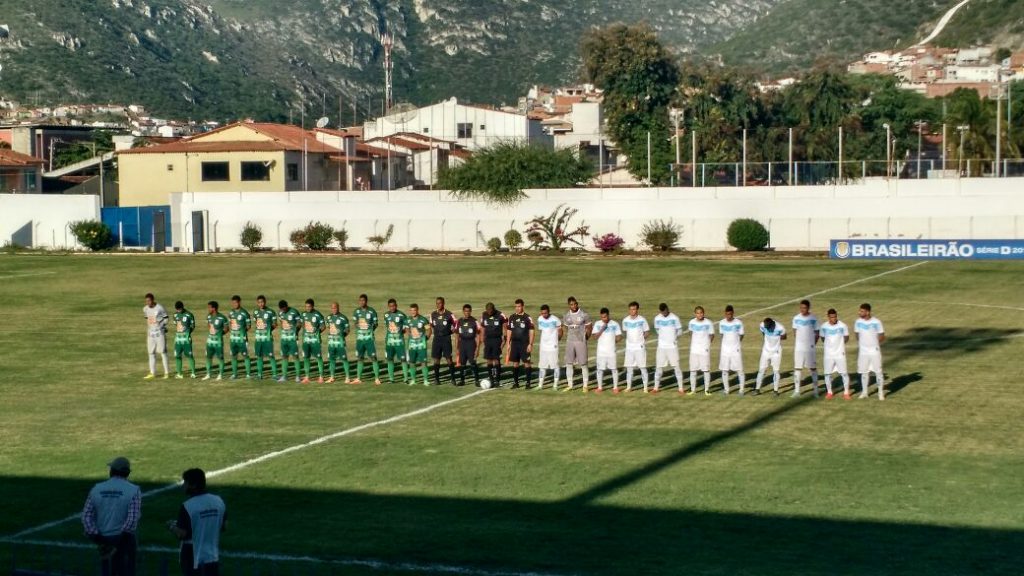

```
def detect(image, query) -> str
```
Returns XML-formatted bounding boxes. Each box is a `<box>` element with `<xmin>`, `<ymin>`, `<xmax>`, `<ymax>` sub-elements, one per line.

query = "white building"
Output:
<box><xmin>362</xmin><ymin>97</ymin><xmax>550</xmax><ymax>151</ymax></box>
<box><xmin>944</xmin><ymin>65</ymin><xmax>1001</xmax><ymax>83</ymax></box>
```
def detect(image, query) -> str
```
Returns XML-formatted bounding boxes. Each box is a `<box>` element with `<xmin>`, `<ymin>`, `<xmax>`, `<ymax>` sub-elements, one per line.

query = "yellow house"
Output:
<box><xmin>117</xmin><ymin>122</ymin><xmax>367</xmax><ymax>207</ymax></box>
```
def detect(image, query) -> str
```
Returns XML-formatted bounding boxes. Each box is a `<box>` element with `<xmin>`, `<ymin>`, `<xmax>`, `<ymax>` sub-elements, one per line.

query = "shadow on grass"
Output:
<box><xmin>887</xmin><ymin>327</ymin><xmax>1023</xmax><ymax>358</ymax></box>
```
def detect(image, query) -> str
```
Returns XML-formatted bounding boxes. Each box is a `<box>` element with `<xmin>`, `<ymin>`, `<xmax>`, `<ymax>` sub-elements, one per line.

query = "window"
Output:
<box><xmin>241</xmin><ymin>161</ymin><xmax>271</xmax><ymax>181</ymax></box>
<box><xmin>166</xmin><ymin>164</ymin><xmax>174</xmax><ymax>172</ymax></box>
<box><xmin>201</xmin><ymin>162</ymin><xmax>229</xmax><ymax>182</ymax></box>
<box><xmin>286</xmin><ymin>163</ymin><xmax>299</xmax><ymax>181</ymax></box>
<box><xmin>457</xmin><ymin>122</ymin><xmax>473</xmax><ymax>139</ymax></box>
<box><xmin>479</xmin><ymin>124</ymin><xmax>486</xmax><ymax>131</ymax></box>
<box><xmin>422</xmin><ymin>127</ymin><xmax>430</xmax><ymax>134</ymax></box>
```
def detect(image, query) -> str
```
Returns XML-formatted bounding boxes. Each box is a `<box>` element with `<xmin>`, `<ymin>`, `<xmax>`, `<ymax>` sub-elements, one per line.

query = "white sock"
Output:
<box><xmin>612</xmin><ymin>368</ymin><xmax>619</xmax><ymax>388</ymax></box>
<box><xmin>861</xmin><ymin>373</ymin><xmax>870</xmax><ymax>395</ymax></box>
<box><xmin>148</xmin><ymin>353</ymin><xmax>156</xmax><ymax>374</ymax></box>
<box><xmin>595</xmin><ymin>369</ymin><xmax>604</xmax><ymax>389</ymax></box>
<box><xmin>875</xmin><ymin>370</ymin><xmax>884</xmax><ymax>397</ymax></box>
<box><xmin>626</xmin><ymin>367</ymin><xmax>634</xmax><ymax>389</ymax></box>
<box><xmin>673</xmin><ymin>368</ymin><xmax>683</xmax><ymax>390</ymax></box>
<box><xmin>654</xmin><ymin>368</ymin><xmax>663</xmax><ymax>389</ymax></box>
<box><xmin>552</xmin><ymin>367</ymin><xmax>560</xmax><ymax>389</ymax></box>
<box><xmin>582</xmin><ymin>366</ymin><xmax>589</xmax><ymax>387</ymax></box>
<box><xmin>737</xmin><ymin>372</ymin><xmax>746</xmax><ymax>394</ymax></box>
<box><xmin>703</xmin><ymin>371</ymin><xmax>711</xmax><ymax>392</ymax></box>
<box><xmin>640</xmin><ymin>367</ymin><xmax>649</xmax><ymax>386</ymax></box>
<box><xmin>824</xmin><ymin>374</ymin><xmax>833</xmax><ymax>394</ymax></box>
<box><xmin>690</xmin><ymin>371</ymin><xmax>698</xmax><ymax>393</ymax></box>
<box><xmin>755</xmin><ymin>370</ymin><xmax>764</xmax><ymax>390</ymax></box>
<box><xmin>161</xmin><ymin>354</ymin><xmax>169</xmax><ymax>374</ymax></box>
<box><xmin>773</xmin><ymin>370</ymin><xmax>780</xmax><ymax>392</ymax></box>
<box><xmin>842</xmin><ymin>373</ymin><xmax>851</xmax><ymax>395</ymax></box>
<box><xmin>566</xmin><ymin>365</ymin><xmax>574</xmax><ymax>387</ymax></box>
<box><xmin>722</xmin><ymin>371</ymin><xmax>730</xmax><ymax>393</ymax></box>
<box><xmin>538</xmin><ymin>369</ymin><xmax>546</xmax><ymax>389</ymax></box>
<box><xmin>794</xmin><ymin>369</ymin><xmax>802</xmax><ymax>394</ymax></box>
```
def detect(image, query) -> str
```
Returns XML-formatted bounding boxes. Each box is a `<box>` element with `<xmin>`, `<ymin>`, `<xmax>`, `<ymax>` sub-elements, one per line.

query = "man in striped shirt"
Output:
<box><xmin>82</xmin><ymin>456</ymin><xmax>141</xmax><ymax>576</ymax></box>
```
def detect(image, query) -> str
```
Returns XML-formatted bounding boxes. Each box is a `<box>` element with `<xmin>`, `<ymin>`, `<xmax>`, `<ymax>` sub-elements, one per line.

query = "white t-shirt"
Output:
<box><xmin>820</xmin><ymin>320</ymin><xmax>849</xmax><ymax>357</ymax></box>
<box><xmin>593</xmin><ymin>319</ymin><xmax>621</xmax><ymax>357</ymax></box>
<box><xmin>654</xmin><ymin>313</ymin><xmax>683</xmax><ymax>349</ymax></box>
<box><xmin>791</xmin><ymin>313</ymin><xmax>819</xmax><ymax>351</ymax></box>
<box><xmin>688</xmin><ymin>318</ymin><xmax>714</xmax><ymax>353</ymax></box>
<box><xmin>718</xmin><ymin>318</ymin><xmax>744</xmax><ymax>354</ymax></box>
<box><xmin>621</xmin><ymin>315</ymin><xmax>649</xmax><ymax>351</ymax></box>
<box><xmin>144</xmin><ymin>304</ymin><xmax>168</xmax><ymax>335</ymax></box>
<box><xmin>182</xmin><ymin>492</ymin><xmax>226</xmax><ymax>568</ymax></box>
<box><xmin>536</xmin><ymin>314</ymin><xmax>562</xmax><ymax>351</ymax></box>
<box><xmin>760</xmin><ymin>322</ymin><xmax>786</xmax><ymax>354</ymax></box>
<box><xmin>854</xmin><ymin>317</ymin><xmax>885</xmax><ymax>352</ymax></box>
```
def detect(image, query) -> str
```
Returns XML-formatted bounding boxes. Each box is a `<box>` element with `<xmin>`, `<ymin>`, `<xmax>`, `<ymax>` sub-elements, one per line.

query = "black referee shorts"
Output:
<box><xmin>509</xmin><ymin>340</ymin><xmax>530</xmax><ymax>363</ymax></box>
<box><xmin>458</xmin><ymin>339</ymin><xmax>478</xmax><ymax>365</ymax></box>
<box><xmin>483</xmin><ymin>337</ymin><xmax>503</xmax><ymax>361</ymax></box>
<box><xmin>431</xmin><ymin>336</ymin><xmax>453</xmax><ymax>360</ymax></box>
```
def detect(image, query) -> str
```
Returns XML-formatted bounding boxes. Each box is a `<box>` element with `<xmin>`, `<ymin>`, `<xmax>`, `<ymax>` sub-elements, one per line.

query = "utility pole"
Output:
<box><xmin>914</xmin><ymin>120</ymin><xmax>925</xmax><ymax>179</ymax></box>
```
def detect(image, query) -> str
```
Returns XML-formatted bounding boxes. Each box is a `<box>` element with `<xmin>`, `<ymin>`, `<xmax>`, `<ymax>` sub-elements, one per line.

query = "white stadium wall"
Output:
<box><xmin>170</xmin><ymin>178</ymin><xmax>1024</xmax><ymax>252</ymax></box>
<box><xmin>0</xmin><ymin>193</ymin><xmax>100</xmax><ymax>249</ymax></box>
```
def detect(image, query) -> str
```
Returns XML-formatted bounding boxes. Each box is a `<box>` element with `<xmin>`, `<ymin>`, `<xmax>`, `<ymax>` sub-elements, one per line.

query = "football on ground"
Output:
<box><xmin>1</xmin><ymin>254</ymin><xmax>1022</xmax><ymax>576</ymax></box>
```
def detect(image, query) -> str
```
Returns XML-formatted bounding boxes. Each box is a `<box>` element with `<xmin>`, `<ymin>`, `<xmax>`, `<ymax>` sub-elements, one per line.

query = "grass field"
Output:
<box><xmin>1</xmin><ymin>253</ymin><xmax>1022</xmax><ymax>575</ymax></box>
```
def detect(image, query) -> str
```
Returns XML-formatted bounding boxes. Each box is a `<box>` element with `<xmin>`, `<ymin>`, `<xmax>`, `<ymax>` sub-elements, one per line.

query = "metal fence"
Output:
<box><xmin>100</xmin><ymin>206</ymin><xmax>171</xmax><ymax>249</ymax></box>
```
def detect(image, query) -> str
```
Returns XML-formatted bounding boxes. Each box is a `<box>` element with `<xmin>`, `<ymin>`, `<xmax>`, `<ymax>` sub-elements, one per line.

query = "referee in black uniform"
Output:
<box><xmin>430</xmin><ymin>297</ymin><xmax>457</xmax><ymax>385</ymax></box>
<box><xmin>455</xmin><ymin>304</ymin><xmax>482</xmax><ymax>386</ymax></box>
<box><xmin>481</xmin><ymin>302</ymin><xmax>506</xmax><ymax>387</ymax></box>
<box><xmin>505</xmin><ymin>298</ymin><xmax>535</xmax><ymax>388</ymax></box>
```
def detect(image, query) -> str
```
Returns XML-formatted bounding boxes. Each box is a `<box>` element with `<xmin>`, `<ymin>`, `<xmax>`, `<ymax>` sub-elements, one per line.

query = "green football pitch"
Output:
<box><xmin>1</xmin><ymin>254</ymin><xmax>1022</xmax><ymax>575</ymax></box>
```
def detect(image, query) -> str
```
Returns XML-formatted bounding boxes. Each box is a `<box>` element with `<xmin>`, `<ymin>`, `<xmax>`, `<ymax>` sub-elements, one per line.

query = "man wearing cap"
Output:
<box><xmin>82</xmin><ymin>457</ymin><xmax>141</xmax><ymax>576</ymax></box>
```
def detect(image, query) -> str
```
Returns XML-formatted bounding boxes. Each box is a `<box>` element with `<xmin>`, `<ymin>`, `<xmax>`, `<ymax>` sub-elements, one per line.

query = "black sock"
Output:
<box><xmin>472</xmin><ymin>363</ymin><xmax>480</xmax><ymax>384</ymax></box>
<box><xmin>457</xmin><ymin>365</ymin><xmax>465</xmax><ymax>386</ymax></box>
<box><xmin>433</xmin><ymin>364</ymin><xmax>441</xmax><ymax>385</ymax></box>
<box><xmin>513</xmin><ymin>366</ymin><xmax>521</xmax><ymax>386</ymax></box>
<box><xmin>525</xmin><ymin>365</ymin><xmax>533</xmax><ymax>386</ymax></box>
<box><xmin>448</xmin><ymin>362</ymin><xmax>457</xmax><ymax>385</ymax></box>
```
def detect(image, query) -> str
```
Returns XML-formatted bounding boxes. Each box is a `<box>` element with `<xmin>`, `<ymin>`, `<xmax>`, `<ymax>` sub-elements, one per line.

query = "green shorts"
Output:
<box><xmin>174</xmin><ymin>340</ymin><xmax>193</xmax><ymax>358</ymax></box>
<box><xmin>328</xmin><ymin>344</ymin><xmax>348</xmax><ymax>361</ymax></box>
<box><xmin>280</xmin><ymin>339</ymin><xmax>299</xmax><ymax>357</ymax></box>
<box><xmin>254</xmin><ymin>340</ymin><xmax>274</xmax><ymax>358</ymax></box>
<box><xmin>407</xmin><ymin>348</ymin><xmax>427</xmax><ymax>364</ymax></box>
<box><xmin>302</xmin><ymin>342</ymin><xmax>322</xmax><ymax>359</ymax></box>
<box><xmin>205</xmin><ymin>342</ymin><xmax>224</xmax><ymax>359</ymax></box>
<box><xmin>230</xmin><ymin>340</ymin><xmax>249</xmax><ymax>357</ymax></box>
<box><xmin>356</xmin><ymin>339</ymin><xmax>377</xmax><ymax>359</ymax></box>
<box><xmin>385</xmin><ymin>342</ymin><xmax>405</xmax><ymax>361</ymax></box>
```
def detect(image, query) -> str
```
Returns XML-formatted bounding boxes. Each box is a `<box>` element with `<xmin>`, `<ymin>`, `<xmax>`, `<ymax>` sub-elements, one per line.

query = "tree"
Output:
<box><xmin>581</xmin><ymin>24</ymin><xmax>680</xmax><ymax>185</ymax></box>
<box><xmin>437</xmin><ymin>142</ymin><xmax>593</xmax><ymax>205</ymax></box>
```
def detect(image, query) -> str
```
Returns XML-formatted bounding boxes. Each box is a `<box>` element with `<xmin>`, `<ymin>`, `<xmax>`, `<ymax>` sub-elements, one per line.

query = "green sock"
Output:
<box><xmin>421</xmin><ymin>364</ymin><xmax>429</xmax><ymax>383</ymax></box>
<box><xmin>256</xmin><ymin>358</ymin><xmax>264</xmax><ymax>378</ymax></box>
<box><xmin>176</xmin><ymin>357</ymin><xmax>183</xmax><ymax>375</ymax></box>
<box><xmin>231</xmin><ymin>358</ymin><xmax>238</xmax><ymax>378</ymax></box>
<box><xmin>218</xmin><ymin>361</ymin><xmax>224</xmax><ymax>377</ymax></box>
<box><xmin>316</xmin><ymin>358</ymin><xmax>324</xmax><ymax>378</ymax></box>
<box><xmin>189</xmin><ymin>357</ymin><xmax>196</xmax><ymax>374</ymax></box>
<box><xmin>304</xmin><ymin>359</ymin><xmax>311</xmax><ymax>379</ymax></box>
<box><xmin>342</xmin><ymin>360</ymin><xmax>351</xmax><ymax>380</ymax></box>
<box><xmin>387</xmin><ymin>361</ymin><xmax>395</xmax><ymax>382</ymax></box>
<box><xmin>244</xmin><ymin>357</ymin><xmax>251</xmax><ymax>377</ymax></box>
<box><xmin>269</xmin><ymin>357</ymin><xmax>277</xmax><ymax>378</ymax></box>
<box><xmin>329</xmin><ymin>358</ymin><xmax>337</xmax><ymax>378</ymax></box>
<box><xmin>293</xmin><ymin>359</ymin><xmax>301</xmax><ymax>379</ymax></box>
<box><xmin>205</xmin><ymin>358</ymin><xmax>212</xmax><ymax>375</ymax></box>
<box><xmin>357</xmin><ymin>361</ymin><xmax>365</xmax><ymax>381</ymax></box>
<box><xmin>372</xmin><ymin>361</ymin><xmax>381</xmax><ymax>380</ymax></box>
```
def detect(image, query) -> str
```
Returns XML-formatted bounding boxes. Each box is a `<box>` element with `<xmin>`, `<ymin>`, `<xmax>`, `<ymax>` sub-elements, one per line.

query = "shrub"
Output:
<box><xmin>367</xmin><ymin>224</ymin><xmax>395</xmax><ymax>252</ymax></box>
<box><xmin>290</xmin><ymin>221</ymin><xmax>334</xmax><ymax>251</ymax></box>
<box><xmin>239</xmin><ymin>221</ymin><xmax>263</xmax><ymax>252</ymax></box>
<box><xmin>593</xmin><ymin>232</ymin><xmax>625</xmax><ymax>253</ymax></box>
<box><xmin>486</xmin><ymin>237</ymin><xmax>502</xmax><ymax>253</ymax></box>
<box><xmin>727</xmin><ymin>218</ymin><xmax>770</xmax><ymax>251</ymax></box>
<box><xmin>523</xmin><ymin>204</ymin><xmax>590</xmax><ymax>251</ymax></box>
<box><xmin>504</xmin><ymin>229</ymin><xmax>523</xmax><ymax>251</ymax></box>
<box><xmin>69</xmin><ymin>220</ymin><xmax>113</xmax><ymax>251</ymax></box>
<box><xmin>641</xmin><ymin>219</ymin><xmax>683</xmax><ymax>251</ymax></box>
<box><xmin>333</xmin><ymin>229</ymin><xmax>349</xmax><ymax>251</ymax></box>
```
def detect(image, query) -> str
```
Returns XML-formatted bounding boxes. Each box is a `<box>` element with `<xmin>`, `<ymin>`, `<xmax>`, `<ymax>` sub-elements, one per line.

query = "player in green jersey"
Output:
<box><xmin>173</xmin><ymin>301</ymin><xmax>197</xmax><ymax>379</ymax></box>
<box><xmin>203</xmin><ymin>301</ymin><xmax>229</xmax><ymax>380</ymax></box>
<box><xmin>383</xmin><ymin>298</ymin><xmax>410</xmax><ymax>384</ymax></box>
<box><xmin>405</xmin><ymin>303</ymin><xmax>432</xmax><ymax>386</ymax></box>
<box><xmin>227</xmin><ymin>295</ymin><xmax>252</xmax><ymax>379</ymax></box>
<box><xmin>277</xmin><ymin>300</ymin><xmax>303</xmax><ymax>383</ymax></box>
<box><xmin>352</xmin><ymin>294</ymin><xmax>382</xmax><ymax>385</ymax></box>
<box><xmin>252</xmin><ymin>295</ymin><xmax>279</xmax><ymax>380</ymax></box>
<box><xmin>300</xmin><ymin>298</ymin><xmax>326</xmax><ymax>383</ymax></box>
<box><xmin>325</xmin><ymin>302</ymin><xmax>352</xmax><ymax>384</ymax></box>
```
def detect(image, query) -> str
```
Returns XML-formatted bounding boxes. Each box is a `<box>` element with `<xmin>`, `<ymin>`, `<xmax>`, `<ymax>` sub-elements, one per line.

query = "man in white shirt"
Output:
<box><xmin>144</xmin><ymin>293</ymin><xmax>170</xmax><ymax>380</ymax></box>
<box><xmin>688</xmin><ymin>306</ymin><xmax>715</xmax><ymax>395</ymax></box>
<box><xmin>82</xmin><ymin>457</ymin><xmax>141</xmax><ymax>576</ymax></box>
<box><xmin>621</xmin><ymin>302</ymin><xmax>650</xmax><ymax>393</ymax></box>
<box><xmin>792</xmin><ymin>299</ymin><xmax>820</xmax><ymax>397</ymax></box>
<box><xmin>854</xmin><ymin>302</ymin><xmax>886</xmax><ymax>400</ymax></box>
<box><xmin>535</xmin><ymin>305</ymin><xmax>563</xmax><ymax>391</ymax></box>
<box><xmin>168</xmin><ymin>468</ymin><xmax>227</xmax><ymax>576</ymax></box>
<box><xmin>562</xmin><ymin>297</ymin><xmax>592</xmax><ymax>392</ymax></box>
<box><xmin>591</xmin><ymin>307</ymin><xmax>622</xmax><ymax>393</ymax></box>
<box><xmin>718</xmin><ymin>305</ymin><xmax>746</xmax><ymax>395</ymax></box>
<box><xmin>820</xmin><ymin>308</ymin><xmax>851</xmax><ymax>400</ymax></box>
<box><xmin>653</xmin><ymin>303</ymin><xmax>683</xmax><ymax>394</ymax></box>
<box><xmin>755</xmin><ymin>317</ymin><xmax>787</xmax><ymax>395</ymax></box>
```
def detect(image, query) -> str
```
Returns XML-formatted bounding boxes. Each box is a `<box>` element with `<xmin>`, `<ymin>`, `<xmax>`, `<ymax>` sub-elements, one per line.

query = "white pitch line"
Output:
<box><xmin>0</xmin><ymin>271</ymin><xmax>57</xmax><ymax>280</ymax></box>
<box><xmin>7</xmin><ymin>389</ymin><xmax>490</xmax><ymax>539</ymax></box>
<box><xmin>2</xmin><ymin>538</ymin><xmax>573</xmax><ymax>576</ymax></box>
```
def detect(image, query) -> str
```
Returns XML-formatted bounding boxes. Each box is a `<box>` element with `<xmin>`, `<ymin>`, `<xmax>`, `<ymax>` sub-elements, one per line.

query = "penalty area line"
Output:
<box><xmin>6</xmin><ymin>389</ymin><xmax>491</xmax><ymax>540</ymax></box>
<box><xmin>0</xmin><ymin>538</ymin><xmax>574</xmax><ymax>576</ymax></box>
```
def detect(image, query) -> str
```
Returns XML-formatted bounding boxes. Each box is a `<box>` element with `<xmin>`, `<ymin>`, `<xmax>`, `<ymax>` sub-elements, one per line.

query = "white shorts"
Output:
<box><xmin>759</xmin><ymin>351</ymin><xmax>781</xmax><ymax>371</ymax></box>
<box><xmin>857</xmin><ymin>351</ymin><xmax>883</xmax><ymax>374</ymax></box>
<box><xmin>656</xmin><ymin>347</ymin><xmax>680</xmax><ymax>368</ymax></box>
<box><xmin>624</xmin><ymin>349</ymin><xmax>647</xmax><ymax>368</ymax></box>
<box><xmin>148</xmin><ymin>332</ymin><xmax>166</xmax><ymax>354</ymax></box>
<box><xmin>823</xmin><ymin>354</ymin><xmax>848</xmax><ymax>375</ymax></box>
<box><xmin>793</xmin><ymin>349</ymin><xmax>817</xmax><ymax>369</ymax></box>
<box><xmin>688</xmin><ymin>352</ymin><xmax>710</xmax><ymax>372</ymax></box>
<box><xmin>539</xmin><ymin>349</ymin><xmax>559</xmax><ymax>370</ymax></box>
<box><xmin>596</xmin><ymin>354</ymin><xmax>617</xmax><ymax>371</ymax></box>
<box><xmin>719</xmin><ymin>352</ymin><xmax>744</xmax><ymax>372</ymax></box>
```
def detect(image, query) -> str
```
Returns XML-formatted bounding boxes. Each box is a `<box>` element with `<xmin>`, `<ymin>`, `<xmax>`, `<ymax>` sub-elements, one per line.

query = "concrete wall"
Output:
<box><xmin>169</xmin><ymin>177</ymin><xmax>1024</xmax><ymax>252</ymax></box>
<box><xmin>0</xmin><ymin>193</ymin><xmax>100</xmax><ymax>248</ymax></box>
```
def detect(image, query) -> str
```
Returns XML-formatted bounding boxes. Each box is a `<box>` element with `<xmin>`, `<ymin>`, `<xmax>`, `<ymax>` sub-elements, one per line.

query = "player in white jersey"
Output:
<box><xmin>792</xmin><ymin>299</ymin><xmax>820</xmax><ymax>397</ymax></box>
<box><xmin>687</xmin><ymin>306</ymin><xmax>715</xmax><ymax>395</ymax></box>
<box><xmin>854</xmin><ymin>302</ymin><xmax>886</xmax><ymax>400</ymax></box>
<box><xmin>652</xmin><ymin>303</ymin><xmax>683</xmax><ymax>394</ymax></box>
<box><xmin>755</xmin><ymin>317</ymin><xmax>787</xmax><ymax>395</ymax></box>
<box><xmin>717</xmin><ymin>305</ymin><xmax>746</xmax><ymax>394</ymax></box>
<box><xmin>144</xmin><ymin>293</ymin><xmax>170</xmax><ymax>379</ymax></box>
<box><xmin>820</xmin><ymin>308</ymin><xmax>851</xmax><ymax>400</ymax></box>
<box><xmin>620</xmin><ymin>302</ymin><xmax>650</xmax><ymax>393</ymax></box>
<box><xmin>562</xmin><ymin>297</ymin><xmax>592</xmax><ymax>392</ymax></box>
<box><xmin>592</xmin><ymin>307</ymin><xmax>622</xmax><ymax>393</ymax></box>
<box><xmin>535</xmin><ymin>305</ymin><xmax>563</xmax><ymax>390</ymax></box>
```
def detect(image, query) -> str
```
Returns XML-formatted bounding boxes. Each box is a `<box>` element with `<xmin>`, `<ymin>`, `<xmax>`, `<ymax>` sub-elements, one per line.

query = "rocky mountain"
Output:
<box><xmin>0</xmin><ymin>0</ymin><xmax>1018</xmax><ymax>121</ymax></box>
